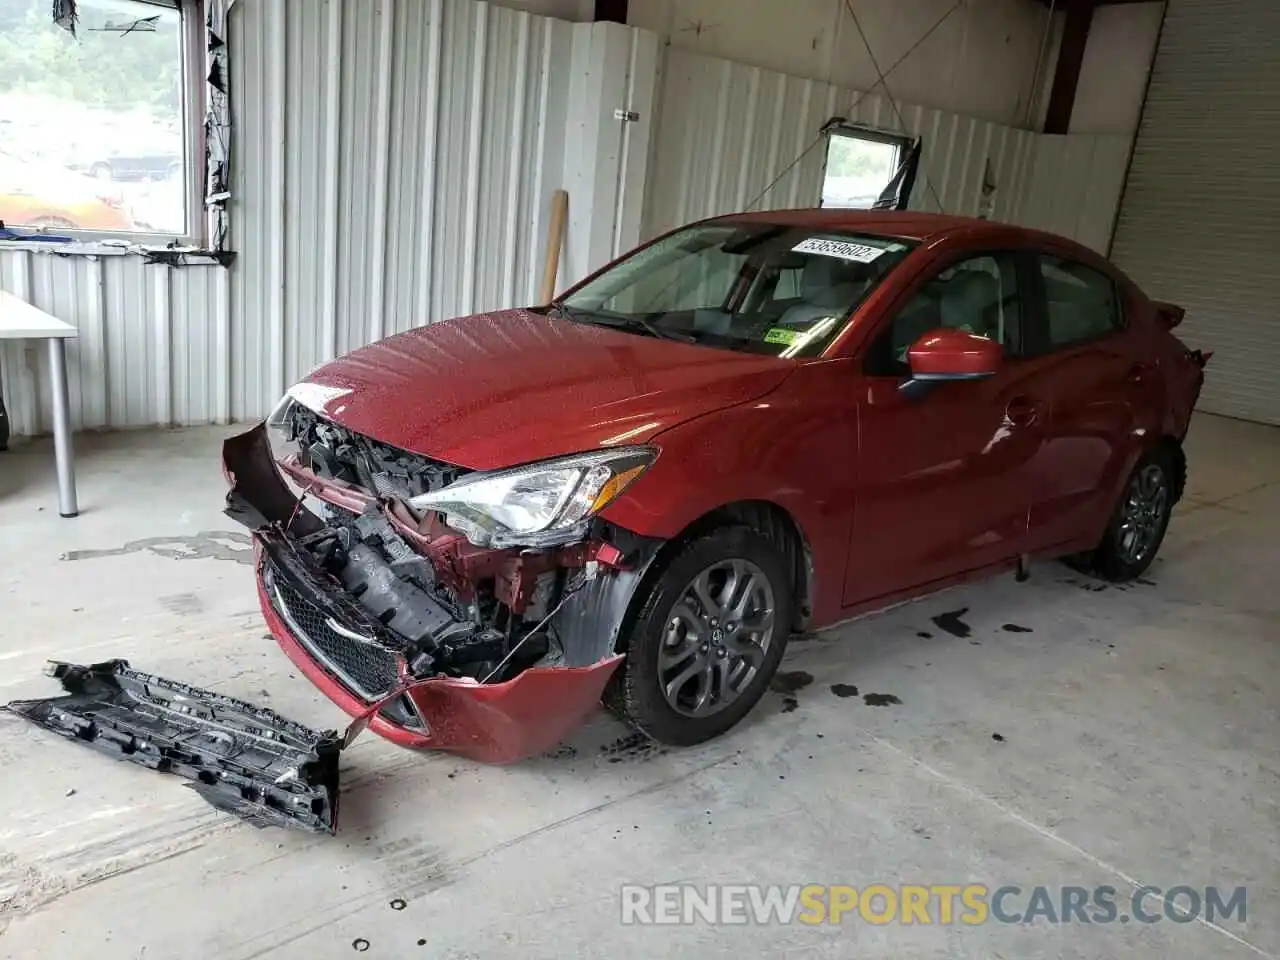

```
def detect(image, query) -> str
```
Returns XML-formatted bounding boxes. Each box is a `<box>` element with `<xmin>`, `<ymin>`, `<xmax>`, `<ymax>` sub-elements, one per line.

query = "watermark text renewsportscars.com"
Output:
<box><xmin>620</xmin><ymin>884</ymin><xmax>1248</xmax><ymax>926</ymax></box>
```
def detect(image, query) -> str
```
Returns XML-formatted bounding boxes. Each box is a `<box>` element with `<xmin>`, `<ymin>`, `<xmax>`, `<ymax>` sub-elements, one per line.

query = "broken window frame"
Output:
<box><xmin>818</xmin><ymin>124</ymin><xmax>916</xmax><ymax>211</ymax></box>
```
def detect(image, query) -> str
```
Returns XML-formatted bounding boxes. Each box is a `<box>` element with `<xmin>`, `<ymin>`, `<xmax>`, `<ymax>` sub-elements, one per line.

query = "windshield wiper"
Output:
<box><xmin>611</xmin><ymin>315</ymin><xmax>697</xmax><ymax>344</ymax></box>
<box><xmin>548</xmin><ymin>297</ymin><xmax>576</xmax><ymax>321</ymax></box>
<box><xmin>550</xmin><ymin>300</ymin><xmax>695</xmax><ymax>344</ymax></box>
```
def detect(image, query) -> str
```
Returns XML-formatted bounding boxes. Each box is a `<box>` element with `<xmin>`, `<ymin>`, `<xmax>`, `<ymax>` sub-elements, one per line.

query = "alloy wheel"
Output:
<box><xmin>1117</xmin><ymin>463</ymin><xmax>1169</xmax><ymax>565</ymax></box>
<box><xmin>657</xmin><ymin>558</ymin><xmax>776</xmax><ymax>718</ymax></box>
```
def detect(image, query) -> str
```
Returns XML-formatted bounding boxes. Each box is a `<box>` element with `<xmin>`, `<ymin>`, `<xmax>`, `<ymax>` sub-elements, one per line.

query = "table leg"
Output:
<box><xmin>46</xmin><ymin>338</ymin><xmax>78</xmax><ymax>518</ymax></box>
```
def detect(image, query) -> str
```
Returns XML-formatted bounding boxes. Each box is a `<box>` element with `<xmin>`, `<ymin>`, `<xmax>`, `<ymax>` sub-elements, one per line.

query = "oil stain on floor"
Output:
<box><xmin>61</xmin><ymin>531</ymin><xmax>253</xmax><ymax>565</ymax></box>
<box><xmin>863</xmin><ymin>693</ymin><xmax>902</xmax><ymax>707</ymax></box>
<box><xmin>600</xmin><ymin>732</ymin><xmax>667</xmax><ymax>763</ymax></box>
<box><xmin>771</xmin><ymin>670</ymin><xmax>815</xmax><ymax>714</ymax></box>
<box><xmin>930</xmin><ymin>608</ymin><xmax>972</xmax><ymax>638</ymax></box>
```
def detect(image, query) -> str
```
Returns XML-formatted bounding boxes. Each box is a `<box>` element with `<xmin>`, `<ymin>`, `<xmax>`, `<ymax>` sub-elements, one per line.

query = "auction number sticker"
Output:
<box><xmin>792</xmin><ymin>237</ymin><xmax>885</xmax><ymax>263</ymax></box>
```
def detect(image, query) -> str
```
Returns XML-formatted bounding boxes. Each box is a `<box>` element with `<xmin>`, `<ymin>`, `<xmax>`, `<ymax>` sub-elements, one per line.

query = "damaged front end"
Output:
<box><xmin>222</xmin><ymin>397</ymin><xmax>665</xmax><ymax>763</ymax></box>
<box><xmin>6</xmin><ymin>401</ymin><xmax>666</xmax><ymax>835</ymax></box>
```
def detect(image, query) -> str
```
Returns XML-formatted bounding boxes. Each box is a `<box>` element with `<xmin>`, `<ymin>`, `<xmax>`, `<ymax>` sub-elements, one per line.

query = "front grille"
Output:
<box><xmin>266</xmin><ymin>566</ymin><xmax>401</xmax><ymax>702</ymax></box>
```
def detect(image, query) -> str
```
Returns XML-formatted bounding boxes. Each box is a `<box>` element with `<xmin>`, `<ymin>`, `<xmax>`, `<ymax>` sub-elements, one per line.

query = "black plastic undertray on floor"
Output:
<box><xmin>5</xmin><ymin>659</ymin><xmax>341</xmax><ymax>834</ymax></box>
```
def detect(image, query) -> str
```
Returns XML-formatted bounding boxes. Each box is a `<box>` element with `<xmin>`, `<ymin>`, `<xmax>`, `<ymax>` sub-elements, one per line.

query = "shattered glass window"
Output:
<box><xmin>0</xmin><ymin>0</ymin><xmax>188</xmax><ymax>235</ymax></box>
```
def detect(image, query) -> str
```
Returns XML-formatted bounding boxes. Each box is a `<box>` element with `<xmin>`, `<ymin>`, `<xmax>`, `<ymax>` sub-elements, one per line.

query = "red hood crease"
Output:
<box><xmin>294</xmin><ymin>309</ymin><xmax>794</xmax><ymax>470</ymax></box>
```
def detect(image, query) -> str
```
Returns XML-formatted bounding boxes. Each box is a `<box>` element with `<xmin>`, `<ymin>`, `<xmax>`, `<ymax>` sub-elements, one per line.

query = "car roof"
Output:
<box><xmin>705</xmin><ymin>207</ymin><xmax>1056</xmax><ymax>245</ymax></box>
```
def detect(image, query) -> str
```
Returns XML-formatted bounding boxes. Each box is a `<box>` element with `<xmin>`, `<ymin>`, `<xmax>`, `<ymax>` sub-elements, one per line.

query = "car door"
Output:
<box><xmin>844</xmin><ymin>252</ymin><xmax>1051</xmax><ymax>606</ymax></box>
<box><xmin>1019</xmin><ymin>251</ymin><xmax>1149</xmax><ymax>553</ymax></box>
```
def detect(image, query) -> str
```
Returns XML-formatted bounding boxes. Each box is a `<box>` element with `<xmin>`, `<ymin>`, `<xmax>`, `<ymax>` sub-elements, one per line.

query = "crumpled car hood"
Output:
<box><xmin>292</xmin><ymin>309</ymin><xmax>794</xmax><ymax>469</ymax></box>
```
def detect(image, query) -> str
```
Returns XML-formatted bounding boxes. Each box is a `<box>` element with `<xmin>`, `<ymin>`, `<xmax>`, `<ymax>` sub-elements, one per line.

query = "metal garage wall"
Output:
<box><xmin>0</xmin><ymin>253</ymin><xmax>229</xmax><ymax>437</ymax></box>
<box><xmin>643</xmin><ymin>49</ymin><xmax>1039</xmax><ymax>239</ymax></box>
<box><xmin>231</xmin><ymin>0</ymin><xmax>658</xmax><ymax>422</ymax></box>
<box><xmin>1014</xmin><ymin>133</ymin><xmax>1132</xmax><ymax>254</ymax></box>
<box><xmin>0</xmin><ymin>0</ymin><xmax>657</xmax><ymax>436</ymax></box>
<box><xmin>1110</xmin><ymin>0</ymin><xmax>1280</xmax><ymax>425</ymax></box>
<box><xmin>643</xmin><ymin>49</ymin><xmax>1132</xmax><ymax>255</ymax></box>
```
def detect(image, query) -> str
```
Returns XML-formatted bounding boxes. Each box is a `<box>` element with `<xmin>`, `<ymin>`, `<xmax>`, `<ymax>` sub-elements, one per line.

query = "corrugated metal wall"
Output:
<box><xmin>229</xmin><ymin>0</ymin><xmax>655</xmax><ymax>422</ymax></box>
<box><xmin>0</xmin><ymin>252</ymin><xmax>230</xmax><ymax>436</ymax></box>
<box><xmin>643</xmin><ymin>49</ymin><xmax>1127</xmax><ymax>255</ymax></box>
<box><xmin>1</xmin><ymin>0</ymin><xmax>655</xmax><ymax>436</ymax></box>
<box><xmin>643</xmin><ymin>49</ymin><xmax>1040</xmax><ymax>238</ymax></box>
<box><xmin>1109</xmin><ymin>0</ymin><xmax>1280</xmax><ymax>425</ymax></box>
<box><xmin>1014</xmin><ymin>133</ymin><xmax>1132</xmax><ymax>255</ymax></box>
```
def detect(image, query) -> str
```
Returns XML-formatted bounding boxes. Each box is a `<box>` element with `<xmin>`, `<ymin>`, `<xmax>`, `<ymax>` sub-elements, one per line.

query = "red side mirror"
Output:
<box><xmin>906</xmin><ymin>328</ymin><xmax>1002</xmax><ymax>381</ymax></box>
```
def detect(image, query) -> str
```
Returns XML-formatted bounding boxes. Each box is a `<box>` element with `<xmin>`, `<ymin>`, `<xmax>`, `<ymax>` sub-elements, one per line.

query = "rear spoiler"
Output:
<box><xmin>1155</xmin><ymin>300</ymin><xmax>1186</xmax><ymax>329</ymax></box>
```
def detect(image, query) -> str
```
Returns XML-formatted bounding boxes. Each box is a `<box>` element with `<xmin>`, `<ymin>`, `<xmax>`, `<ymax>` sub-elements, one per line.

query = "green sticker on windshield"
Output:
<box><xmin>764</xmin><ymin>327</ymin><xmax>798</xmax><ymax>346</ymax></box>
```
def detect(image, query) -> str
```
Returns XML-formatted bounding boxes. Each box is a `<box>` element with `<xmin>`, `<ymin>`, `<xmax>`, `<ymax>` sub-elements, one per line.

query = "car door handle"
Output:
<box><xmin>1006</xmin><ymin>395</ymin><xmax>1041</xmax><ymax>427</ymax></box>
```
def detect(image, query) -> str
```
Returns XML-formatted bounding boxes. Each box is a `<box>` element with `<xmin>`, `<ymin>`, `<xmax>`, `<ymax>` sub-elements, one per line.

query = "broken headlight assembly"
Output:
<box><xmin>408</xmin><ymin>447</ymin><xmax>656</xmax><ymax>548</ymax></box>
<box><xmin>265</xmin><ymin>391</ymin><xmax>307</xmax><ymax>464</ymax></box>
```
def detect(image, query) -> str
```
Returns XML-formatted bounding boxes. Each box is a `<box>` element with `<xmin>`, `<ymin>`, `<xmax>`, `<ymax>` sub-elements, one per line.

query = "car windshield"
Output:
<box><xmin>558</xmin><ymin>221</ymin><xmax>915</xmax><ymax>358</ymax></box>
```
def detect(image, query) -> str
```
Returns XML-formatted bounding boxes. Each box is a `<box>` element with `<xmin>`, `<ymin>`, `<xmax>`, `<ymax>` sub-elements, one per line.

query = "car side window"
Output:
<box><xmin>864</xmin><ymin>254</ymin><xmax>1021</xmax><ymax>377</ymax></box>
<box><xmin>1036</xmin><ymin>255</ymin><xmax>1122</xmax><ymax>349</ymax></box>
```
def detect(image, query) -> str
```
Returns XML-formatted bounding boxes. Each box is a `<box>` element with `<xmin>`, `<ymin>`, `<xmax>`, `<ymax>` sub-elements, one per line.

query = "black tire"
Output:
<box><xmin>1071</xmin><ymin>446</ymin><xmax>1176</xmax><ymax>583</ymax></box>
<box><xmin>605</xmin><ymin>525</ymin><xmax>793</xmax><ymax>746</ymax></box>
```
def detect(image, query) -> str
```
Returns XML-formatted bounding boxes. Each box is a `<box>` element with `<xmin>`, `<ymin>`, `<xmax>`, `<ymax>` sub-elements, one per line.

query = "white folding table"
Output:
<box><xmin>0</xmin><ymin>290</ymin><xmax>79</xmax><ymax>517</ymax></box>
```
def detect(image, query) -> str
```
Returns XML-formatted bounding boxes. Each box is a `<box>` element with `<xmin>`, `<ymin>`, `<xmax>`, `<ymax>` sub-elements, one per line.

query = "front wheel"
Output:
<box><xmin>605</xmin><ymin>526</ymin><xmax>793</xmax><ymax>746</ymax></box>
<box><xmin>1077</xmin><ymin>447</ymin><xmax>1176</xmax><ymax>582</ymax></box>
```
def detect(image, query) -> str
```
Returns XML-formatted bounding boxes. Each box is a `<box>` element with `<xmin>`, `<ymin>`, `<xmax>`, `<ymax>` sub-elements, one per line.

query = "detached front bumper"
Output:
<box><xmin>225</xmin><ymin>422</ymin><xmax>627</xmax><ymax>764</ymax></box>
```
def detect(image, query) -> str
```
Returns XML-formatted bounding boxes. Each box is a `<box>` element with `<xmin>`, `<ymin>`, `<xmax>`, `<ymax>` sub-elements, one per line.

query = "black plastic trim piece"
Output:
<box><xmin>6</xmin><ymin>660</ymin><xmax>342</xmax><ymax>834</ymax></box>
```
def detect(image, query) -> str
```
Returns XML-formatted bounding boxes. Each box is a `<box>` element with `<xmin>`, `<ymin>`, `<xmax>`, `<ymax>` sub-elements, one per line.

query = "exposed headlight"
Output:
<box><xmin>266</xmin><ymin>392</ymin><xmax>297</xmax><ymax>430</ymax></box>
<box><xmin>265</xmin><ymin>394</ymin><xmax>302</xmax><ymax>462</ymax></box>
<box><xmin>408</xmin><ymin>447</ymin><xmax>657</xmax><ymax>548</ymax></box>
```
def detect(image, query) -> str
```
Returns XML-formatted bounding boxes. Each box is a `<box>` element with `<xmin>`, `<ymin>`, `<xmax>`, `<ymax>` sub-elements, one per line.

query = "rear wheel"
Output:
<box><xmin>1069</xmin><ymin>446</ymin><xmax>1176</xmax><ymax>582</ymax></box>
<box><xmin>605</xmin><ymin>526</ymin><xmax>792</xmax><ymax>746</ymax></box>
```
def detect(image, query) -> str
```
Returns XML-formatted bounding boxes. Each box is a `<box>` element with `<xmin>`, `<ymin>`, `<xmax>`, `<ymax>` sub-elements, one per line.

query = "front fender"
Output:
<box><xmin>600</xmin><ymin>363</ymin><xmax>858</xmax><ymax>625</ymax></box>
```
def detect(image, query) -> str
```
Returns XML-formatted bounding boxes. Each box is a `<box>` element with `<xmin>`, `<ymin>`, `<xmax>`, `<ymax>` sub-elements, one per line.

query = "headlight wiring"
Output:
<box><xmin>480</xmin><ymin>563</ymin><xmax>598</xmax><ymax>683</ymax></box>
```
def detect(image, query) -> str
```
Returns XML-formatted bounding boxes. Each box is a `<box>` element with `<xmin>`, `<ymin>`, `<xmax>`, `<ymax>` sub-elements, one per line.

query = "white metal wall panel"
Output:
<box><xmin>0</xmin><ymin>251</ymin><xmax>230</xmax><ymax>435</ymax></box>
<box><xmin>1015</xmin><ymin>133</ymin><xmax>1132</xmax><ymax>253</ymax></box>
<box><xmin>1110</xmin><ymin>0</ymin><xmax>1280</xmax><ymax>425</ymax></box>
<box><xmin>230</xmin><ymin>0</ymin><xmax>654</xmax><ymax>424</ymax></box>
<box><xmin>642</xmin><ymin>49</ymin><xmax>1042</xmax><ymax>240</ymax></box>
<box><xmin>560</xmin><ymin>22</ymin><xmax>661</xmax><ymax>283</ymax></box>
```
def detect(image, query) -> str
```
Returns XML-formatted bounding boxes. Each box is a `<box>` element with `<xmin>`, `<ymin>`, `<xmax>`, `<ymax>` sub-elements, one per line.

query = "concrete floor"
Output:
<box><xmin>0</xmin><ymin>413</ymin><xmax>1277</xmax><ymax>959</ymax></box>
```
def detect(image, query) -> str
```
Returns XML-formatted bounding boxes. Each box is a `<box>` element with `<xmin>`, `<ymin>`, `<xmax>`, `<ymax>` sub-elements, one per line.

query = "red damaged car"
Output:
<box><xmin>216</xmin><ymin>209</ymin><xmax>1207</xmax><ymax>768</ymax></box>
<box><xmin>9</xmin><ymin>210</ymin><xmax>1209</xmax><ymax>832</ymax></box>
